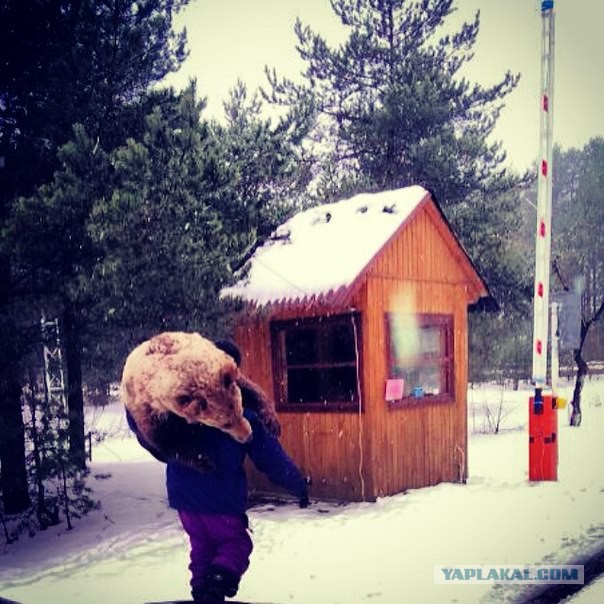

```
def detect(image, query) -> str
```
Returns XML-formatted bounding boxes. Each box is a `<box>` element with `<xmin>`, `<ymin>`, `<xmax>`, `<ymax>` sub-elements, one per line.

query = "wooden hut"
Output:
<box><xmin>222</xmin><ymin>186</ymin><xmax>492</xmax><ymax>502</ymax></box>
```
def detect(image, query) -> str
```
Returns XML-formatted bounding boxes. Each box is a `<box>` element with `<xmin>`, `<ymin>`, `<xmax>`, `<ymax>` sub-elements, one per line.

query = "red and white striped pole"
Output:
<box><xmin>529</xmin><ymin>0</ymin><xmax>557</xmax><ymax>481</ymax></box>
<box><xmin>531</xmin><ymin>0</ymin><xmax>555</xmax><ymax>390</ymax></box>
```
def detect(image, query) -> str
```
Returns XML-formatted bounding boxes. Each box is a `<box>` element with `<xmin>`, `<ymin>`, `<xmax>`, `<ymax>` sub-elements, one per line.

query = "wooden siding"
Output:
<box><xmin>234</xmin><ymin>202</ymin><xmax>476</xmax><ymax>502</ymax></box>
<box><xmin>359</xmin><ymin>277</ymin><xmax>468</xmax><ymax>498</ymax></box>
<box><xmin>235</xmin><ymin>310</ymin><xmax>372</xmax><ymax>502</ymax></box>
<box><xmin>361</xmin><ymin>204</ymin><xmax>470</xmax><ymax>497</ymax></box>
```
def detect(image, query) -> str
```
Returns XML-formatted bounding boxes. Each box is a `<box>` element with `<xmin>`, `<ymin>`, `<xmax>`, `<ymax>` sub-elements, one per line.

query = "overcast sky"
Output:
<box><xmin>164</xmin><ymin>0</ymin><xmax>604</xmax><ymax>172</ymax></box>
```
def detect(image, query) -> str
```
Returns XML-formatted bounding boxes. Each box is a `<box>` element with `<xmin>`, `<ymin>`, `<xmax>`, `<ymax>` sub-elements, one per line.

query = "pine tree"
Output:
<box><xmin>0</xmin><ymin>317</ymin><xmax>30</xmax><ymax>515</ymax></box>
<box><xmin>1</xmin><ymin>0</ymin><xmax>190</xmax><ymax>515</ymax></box>
<box><xmin>463</xmin><ymin>184</ymin><xmax>534</xmax><ymax>383</ymax></box>
<box><xmin>210</xmin><ymin>81</ymin><xmax>313</xmax><ymax>267</ymax></box>
<box><xmin>9</xmin><ymin>126</ymin><xmax>112</xmax><ymax>482</ymax></box>
<box><xmin>264</xmin><ymin>0</ymin><xmax>520</xmax><ymax>205</ymax></box>
<box><xmin>88</xmin><ymin>85</ymin><xmax>241</xmax><ymax>340</ymax></box>
<box><xmin>0</xmin><ymin>0</ymin><xmax>189</xmax><ymax>197</ymax></box>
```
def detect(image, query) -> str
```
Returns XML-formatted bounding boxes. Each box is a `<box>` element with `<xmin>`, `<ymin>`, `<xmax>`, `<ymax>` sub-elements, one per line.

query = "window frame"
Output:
<box><xmin>385</xmin><ymin>312</ymin><xmax>454</xmax><ymax>407</ymax></box>
<box><xmin>270</xmin><ymin>313</ymin><xmax>362</xmax><ymax>413</ymax></box>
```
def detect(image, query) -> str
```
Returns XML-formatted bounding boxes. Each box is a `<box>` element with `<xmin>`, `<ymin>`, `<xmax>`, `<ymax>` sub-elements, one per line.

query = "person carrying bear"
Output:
<box><xmin>125</xmin><ymin>337</ymin><xmax>309</xmax><ymax>604</ymax></box>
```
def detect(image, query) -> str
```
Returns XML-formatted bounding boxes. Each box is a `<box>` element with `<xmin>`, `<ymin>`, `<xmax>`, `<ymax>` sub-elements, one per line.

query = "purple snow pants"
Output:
<box><xmin>178</xmin><ymin>510</ymin><xmax>253</xmax><ymax>590</ymax></box>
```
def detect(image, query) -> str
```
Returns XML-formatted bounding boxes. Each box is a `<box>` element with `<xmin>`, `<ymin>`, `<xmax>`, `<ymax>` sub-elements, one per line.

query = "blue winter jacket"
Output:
<box><xmin>127</xmin><ymin>409</ymin><xmax>307</xmax><ymax>516</ymax></box>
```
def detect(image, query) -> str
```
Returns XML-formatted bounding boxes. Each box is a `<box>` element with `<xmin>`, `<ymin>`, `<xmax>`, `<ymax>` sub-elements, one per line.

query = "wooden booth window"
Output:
<box><xmin>386</xmin><ymin>313</ymin><xmax>454</xmax><ymax>404</ymax></box>
<box><xmin>271</xmin><ymin>314</ymin><xmax>361</xmax><ymax>412</ymax></box>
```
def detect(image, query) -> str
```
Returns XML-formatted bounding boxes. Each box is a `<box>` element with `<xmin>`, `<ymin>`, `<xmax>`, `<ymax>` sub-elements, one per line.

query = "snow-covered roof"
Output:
<box><xmin>222</xmin><ymin>185</ymin><xmax>431</xmax><ymax>307</ymax></box>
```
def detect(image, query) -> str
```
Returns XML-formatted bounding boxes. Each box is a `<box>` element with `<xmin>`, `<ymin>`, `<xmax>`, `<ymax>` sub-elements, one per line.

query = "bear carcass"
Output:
<box><xmin>121</xmin><ymin>331</ymin><xmax>256</xmax><ymax>471</ymax></box>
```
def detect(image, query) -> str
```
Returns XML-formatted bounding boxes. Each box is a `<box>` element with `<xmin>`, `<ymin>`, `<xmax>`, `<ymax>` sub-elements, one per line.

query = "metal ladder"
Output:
<box><xmin>40</xmin><ymin>316</ymin><xmax>69</xmax><ymax>453</ymax></box>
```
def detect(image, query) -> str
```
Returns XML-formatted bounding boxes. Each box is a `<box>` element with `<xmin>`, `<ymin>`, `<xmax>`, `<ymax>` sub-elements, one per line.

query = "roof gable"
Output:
<box><xmin>222</xmin><ymin>186</ymin><xmax>430</xmax><ymax>306</ymax></box>
<box><xmin>222</xmin><ymin>185</ymin><xmax>490</xmax><ymax>309</ymax></box>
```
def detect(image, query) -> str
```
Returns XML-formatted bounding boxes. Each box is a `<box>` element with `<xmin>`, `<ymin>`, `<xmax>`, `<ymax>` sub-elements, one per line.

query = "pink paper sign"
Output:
<box><xmin>385</xmin><ymin>378</ymin><xmax>405</xmax><ymax>401</ymax></box>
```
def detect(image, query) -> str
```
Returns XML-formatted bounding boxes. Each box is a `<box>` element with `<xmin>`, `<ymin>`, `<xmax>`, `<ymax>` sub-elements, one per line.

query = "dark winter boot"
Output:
<box><xmin>196</xmin><ymin>565</ymin><xmax>240</xmax><ymax>602</ymax></box>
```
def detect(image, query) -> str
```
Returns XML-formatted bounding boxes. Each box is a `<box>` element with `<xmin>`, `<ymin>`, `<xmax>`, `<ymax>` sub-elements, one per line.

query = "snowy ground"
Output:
<box><xmin>1</xmin><ymin>378</ymin><xmax>603</xmax><ymax>604</ymax></box>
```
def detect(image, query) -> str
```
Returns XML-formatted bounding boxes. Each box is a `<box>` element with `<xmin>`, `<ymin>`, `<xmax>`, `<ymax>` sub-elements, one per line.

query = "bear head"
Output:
<box><xmin>121</xmin><ymin>331</ymin><xmax>252</xmax><ymax>444</ymax></box>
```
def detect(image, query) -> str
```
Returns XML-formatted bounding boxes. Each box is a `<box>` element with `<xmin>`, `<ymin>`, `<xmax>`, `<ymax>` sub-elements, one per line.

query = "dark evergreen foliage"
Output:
<box><xmin>0</xmin><ymin>0</ymin><xmax>189</xmax><ymax>199</ymax></box>
<box><xmin>211</xmin><ymin>81</ymin><xmax>314</xmax><ymax>269</ymax></box>
<box><xmin>0</xmin><ymin>0</ymin><xmax>190</xmax><ymax>527</ymax></box>
<box><xmin>264</xmin><ymin>0</ymin><xmax>520</xmax><ymax>205</ymax></box>
<box><xmin>88</xmin><ymin>84</ymin><xmax>240</xmax><ymax>337</ymax></box>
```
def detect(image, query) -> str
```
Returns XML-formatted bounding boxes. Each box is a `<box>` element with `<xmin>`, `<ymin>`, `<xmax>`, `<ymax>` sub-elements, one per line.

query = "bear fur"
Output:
<box><xmin>214</xmin><ymin>339</ymin><xmax>280</xmax><ymax>438</ymax></box>
<box><xmin>121</xmin><ymin>331</ymin><xmax>280</xmax><ymax>472</ymax></box>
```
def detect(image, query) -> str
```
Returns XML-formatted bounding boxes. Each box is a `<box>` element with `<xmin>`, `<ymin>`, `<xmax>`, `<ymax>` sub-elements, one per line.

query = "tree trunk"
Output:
<box><xmin>0</xmin><ymin>316</ymin><xmax>31</xmax><ymax>514</ymax></box>
<box><xmin>570</xmin><ymin>296</ymin><xmax>604</xmax><ymax>426</ymax></box>
<box><xmin>62</xmin><ymin>305</ymin><xmax>87</xmax><ymax>470</ymax></box>
<box><xmin>570</xmin><ymin>346</ymin><xmax>587</xmax><ymax>427</ymax></box>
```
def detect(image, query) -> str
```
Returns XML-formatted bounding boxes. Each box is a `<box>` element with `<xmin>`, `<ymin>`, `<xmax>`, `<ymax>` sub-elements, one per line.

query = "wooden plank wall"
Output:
<box><xmin>234</xmin><ymin>202</ymin><xmax>476</xmax><ymax>502</ymax></box>
<box><xmin>235</xmin><ymin>312</ymin><xmax>372</xmax><ymax>502</ymax></box>
<box><xmin>361</xmin><ymin>278</ymin><xmax>468</xmax><ymax>497</ymax></box>
<box><xmin>362</xmin><ymin>204</ymin><xmax>470</xmax><ymax>497</ymax></box>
